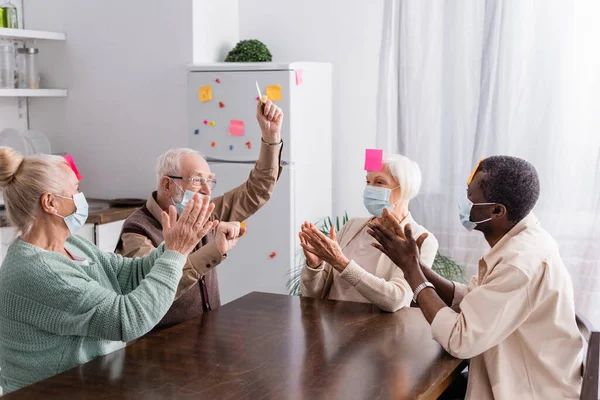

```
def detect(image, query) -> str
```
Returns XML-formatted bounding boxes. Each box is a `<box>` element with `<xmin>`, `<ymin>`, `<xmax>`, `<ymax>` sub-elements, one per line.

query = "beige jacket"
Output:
<box><xmin>301</xmin><ymin>214</ymin><xmax>439</xmax><ymax>312</ymax></box>
<box><xmin>117</xmin><ymin>140</ymin><xmax>283</xmax><ymax>299</ymax></box>
<box><xmin>432</xmin><ymin>213</ymin><xmax>583</xmax><ymax>399</ymax></box>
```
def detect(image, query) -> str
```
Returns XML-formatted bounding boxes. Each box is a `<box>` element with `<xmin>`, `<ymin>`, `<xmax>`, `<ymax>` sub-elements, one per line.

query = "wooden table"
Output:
<box><xmin>3</xmin><ymin>292</ymin><xmax>465</xmax><ymax>399</ymax></box>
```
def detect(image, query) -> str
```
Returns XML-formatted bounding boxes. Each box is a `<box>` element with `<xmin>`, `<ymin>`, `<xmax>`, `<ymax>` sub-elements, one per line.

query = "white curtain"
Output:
<box><xmin>377</xmin><ymin>0</ymin><xmax>600</xmax><ymax>326</ymax></box>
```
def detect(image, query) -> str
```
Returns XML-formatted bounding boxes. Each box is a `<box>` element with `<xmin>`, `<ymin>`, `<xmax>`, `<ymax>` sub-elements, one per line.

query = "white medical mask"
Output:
<box><xmin>458</xmin><ymin>195</ymin><xmax>495</xmax><ymax>231</ymax></box>
<box><xmin>55</xmin><ymin>192</ymin><xmax>89</xmax><ymax>234</ymax></box>
<box><xmin>363</xmin><ymin>185</ymin><xmax>400</xmax><ymax>217</ymax></box>
<box><xmin>171</xmin><ymin>181</ymin><xmax>204</xmax><ymax>215</ymax></box>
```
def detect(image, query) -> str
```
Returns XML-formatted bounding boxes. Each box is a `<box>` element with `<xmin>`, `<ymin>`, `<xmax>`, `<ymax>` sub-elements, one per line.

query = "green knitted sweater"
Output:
<box><xmin>0</xmin><ymin>235</ymin><xmax>186</xmax><ymax>393</ymax></box>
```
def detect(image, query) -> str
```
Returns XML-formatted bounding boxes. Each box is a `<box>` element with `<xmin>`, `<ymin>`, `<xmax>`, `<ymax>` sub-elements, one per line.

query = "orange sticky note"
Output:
<box><xmin>229</xmin><ymin>120</ymin><xmax>245</xmax><ymax>136</ymax></box>
<box><xmin>240</xmin><ymin>221</ymin><xmax>247</xmax><ymax>236</ymax></box>
<box><xmin>467</xmin><ymin>158</ymin><xmax>484</xmax><ymax>185</ymax></box>
<box><xmin>199</xmin><ymin>86</ymin><xmax>213</xmax><ymax>102</ymax></box>
<box><xmin>364</xmin><ymin>149</ymin><xmax>383</xmax><ymax>171</ymax></box>
<box><xmin>266</xmin><ymin>85</ymin><xmax>282</xmax><ymax>101</ymax></box>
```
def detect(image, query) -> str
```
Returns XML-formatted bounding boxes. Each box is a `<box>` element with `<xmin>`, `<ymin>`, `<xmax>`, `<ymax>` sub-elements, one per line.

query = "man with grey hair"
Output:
<box><xmin>116</xmin><ymin>99</ymin><xmax>284</xmax><ymax>331</ymax></box>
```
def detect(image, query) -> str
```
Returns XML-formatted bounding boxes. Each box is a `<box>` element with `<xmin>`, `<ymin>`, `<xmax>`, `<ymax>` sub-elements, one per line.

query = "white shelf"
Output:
<box><xmin>0</xmin><ymin>89</ymin><xmax>67</xmax><ymax>97</ymax></box>
<box><xmin>0</xmin><ymin>28</ymin><xmax>66</xmax><ymax>41</ymax></box>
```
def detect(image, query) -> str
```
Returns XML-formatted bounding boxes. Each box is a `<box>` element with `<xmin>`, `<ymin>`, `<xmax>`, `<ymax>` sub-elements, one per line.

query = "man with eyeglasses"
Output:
<box><xmin>116</xmin><ymin>98</ymin><xmax>284</xmax><ymax>332</ymax></box>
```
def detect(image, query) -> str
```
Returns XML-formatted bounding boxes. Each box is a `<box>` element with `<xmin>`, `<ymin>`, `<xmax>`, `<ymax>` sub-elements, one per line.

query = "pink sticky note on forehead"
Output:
<box><xmin>64</xmin><ymin>155</ymin><xmax>83</xmax><ymax>180</ymax></box>
<box><xmin>364</xmin><ymin>149</ymin><xmax>383</xmax><ymax>171</ymax></box>
<box><xmin>229</xmin><ymin>120</ymin><xmax>245</xmax><ymax>136</ymax></box>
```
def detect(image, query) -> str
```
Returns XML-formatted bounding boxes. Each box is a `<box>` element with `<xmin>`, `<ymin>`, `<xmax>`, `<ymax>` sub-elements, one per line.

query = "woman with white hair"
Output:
<box><xmin>0</xmin><ymin>147</ymin><xmax>216</xmax><ymax>393</ymax></box>
<box><xmin>299</xmin><ymin>154</ymin><xmax>438</xmax><ymax>312</ymax></box>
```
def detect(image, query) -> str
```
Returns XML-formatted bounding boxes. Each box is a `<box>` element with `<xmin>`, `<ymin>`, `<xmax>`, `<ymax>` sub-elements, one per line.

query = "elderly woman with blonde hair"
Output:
<box><xmin>0</xmin><ymin>147</ymin><xmax>217</xmax><ymax>393</ymax></box>
<box><xmin>299</xmin><ymin>154</ymin><xmax>438</xmax><ymax>312</ymax></box>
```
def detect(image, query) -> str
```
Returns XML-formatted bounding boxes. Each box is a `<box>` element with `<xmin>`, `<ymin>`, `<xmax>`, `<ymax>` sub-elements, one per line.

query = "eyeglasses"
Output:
<box><xmin>168</xmin><ymin>175</ymin><xmax>217</xmax><ymax>190</ymax></box>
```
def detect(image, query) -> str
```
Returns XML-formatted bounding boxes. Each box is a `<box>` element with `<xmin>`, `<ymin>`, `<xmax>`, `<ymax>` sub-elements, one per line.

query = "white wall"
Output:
<box><xmin>193</xmin><ymin>0</ymin><xmax>239</xmax><ymax>63</ymax></box>
<box><xmin>239</xmin><ymin>0</ymin><xmax>383</xmax><ymax>218</ymax></box>
<box><xmin>22</xmin><ymin>0</ymin><xmax>194</xmax><ymax>199</ymax></box>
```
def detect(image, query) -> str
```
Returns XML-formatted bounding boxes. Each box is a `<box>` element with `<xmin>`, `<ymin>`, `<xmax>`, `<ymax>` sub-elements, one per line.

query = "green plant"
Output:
<box><xmin>224</xmin><ymin>39</ymin><xmax>272</xmax><ymax>62</ymax></box>
<box><xmin>286</xmin><ymin>212</ymin><xmax>467</xmax><ymax>296</ymax></box>
<box><xmin>432</xmin><ymin>252</ymin><xmax>467</xmax><ymax>283</ymax></box>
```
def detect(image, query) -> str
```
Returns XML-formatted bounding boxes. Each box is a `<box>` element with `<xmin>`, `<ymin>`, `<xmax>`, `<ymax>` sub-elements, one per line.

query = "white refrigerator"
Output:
<box><xmin>187</xmin><ymin>62</ymin><xmax>332</xmax><ymax>304</ymax></box>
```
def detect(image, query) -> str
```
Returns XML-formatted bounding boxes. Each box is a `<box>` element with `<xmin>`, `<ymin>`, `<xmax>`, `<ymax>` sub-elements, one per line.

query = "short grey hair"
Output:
<box><xmin>155</xmin><ymin>148</ymin><xmax>202</xmax><ymax>184</ymax></box>
<box><xmin>382</xmin><ymin>154</ymin><xmax>422</xmax><ymax>203</ymax></box>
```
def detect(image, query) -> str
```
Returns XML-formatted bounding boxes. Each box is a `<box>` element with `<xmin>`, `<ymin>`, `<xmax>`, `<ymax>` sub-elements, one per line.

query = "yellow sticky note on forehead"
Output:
<box><xmin>467</xmin><ymin>158</ymin><xmax>484</xmax><ymax>185</ymax></box>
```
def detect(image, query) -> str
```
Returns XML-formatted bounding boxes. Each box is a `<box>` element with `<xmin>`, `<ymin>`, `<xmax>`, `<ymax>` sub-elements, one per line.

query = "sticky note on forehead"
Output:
<box><xmin>364</xmin><ymin>149</ymin><xmax>383</xmax><ymax>171</ymax></box>
<box><xmin>467</xmin><ymin>158</ymin><xmax>484</xmax><ymax>185</ymax></box>
<box><xmin>64</xmin><ymin>155</ymin><xmax>83</xmax><ymax>180</ymax></box>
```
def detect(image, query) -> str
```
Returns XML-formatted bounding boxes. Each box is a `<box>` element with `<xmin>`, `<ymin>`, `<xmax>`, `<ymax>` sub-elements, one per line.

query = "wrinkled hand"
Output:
<box><xmin>367</xmin><ymin>208</ymin><xmax>428</xmax><ymax>277</ymax></box>
<box><xmin>162</xmin><ymin>194</ymin><xmax>219</xmax><ymax>256</ymax></box>
<box><xmin>214</xmin><ymin>221</ymin><xmax>246</xmax><ymax>255</ymax></box>
<box><xmin>298</xmin><ymin>222</ymin><xmax>336</xmax><ymax>268</ymax></box>
<box><xmin>299</xmin><ymin>222</ymin><xmax>349</xmax><ymax>272</ymax></box>
<box><xmin>256</xmin><ymin>96</ymin><xmax>284</xmax><ymax>143</ymax></box>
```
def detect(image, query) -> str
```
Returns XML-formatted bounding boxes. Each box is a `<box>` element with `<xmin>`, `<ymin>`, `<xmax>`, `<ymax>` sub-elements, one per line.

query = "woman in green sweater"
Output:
<box><xmin>0</xmin><ymin>146</ymin><xmax>219</xmax><ymax>393</ymax></box>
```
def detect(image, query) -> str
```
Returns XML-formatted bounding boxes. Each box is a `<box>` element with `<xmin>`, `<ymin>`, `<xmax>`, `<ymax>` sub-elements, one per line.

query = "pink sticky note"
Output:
<box><xmin>64</xmin><ymin>154</ymin><xmax>83</xmax><ymax>180</ymax></box>
<box><xmin>364</xmin><ymin>149</ymin><xmax>383</xmax><ymax>171</ymax></box>
<box><xmin>295</xmin><ymin>69</ymin><xmax>303</xmax><ymax>85</ymax></box>
<box><xmin>229</xmin><ymin>120</ymin><xmax>245</xmax><ymax>136</ymax></box>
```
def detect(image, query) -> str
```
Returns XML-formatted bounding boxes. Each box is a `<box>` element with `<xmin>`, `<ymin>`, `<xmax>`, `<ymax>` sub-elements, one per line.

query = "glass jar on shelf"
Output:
<box><xmin>16</xmin><ymin>47</ymin><xmax>40</xmax><ymax>89</ymax></box>
<box><xmin>0</xmin><ymin>44</ymin><xmax>15</xmax><ymax>88</ymax></box>
<box><xmin>0</xmin><ymin>0</ymin><xmax>18</xmax><ymax>29</ymax></box>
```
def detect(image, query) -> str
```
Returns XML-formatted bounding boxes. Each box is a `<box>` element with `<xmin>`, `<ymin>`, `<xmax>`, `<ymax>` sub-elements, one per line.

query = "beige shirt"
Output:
<box><xmin>432</xmin><ymin>213</ymin><xmax>583</xmax><ymax>399</ymax></box>
<box><xmin>117</xmin><ymin>140</ymin><xmax>283</xmax><ymax>300</ymax></box>
<box><xmin>301</xmin><ymin>213</ymin><xmax>439</xmax><ymax>312</ymax></box>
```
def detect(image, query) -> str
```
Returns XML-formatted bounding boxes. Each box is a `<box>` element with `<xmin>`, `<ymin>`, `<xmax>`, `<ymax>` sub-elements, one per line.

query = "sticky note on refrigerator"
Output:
<box><xmin>364</xmin><ymin>149</ymin><xmax>383</xmax><ymax>171</ymax></box>
<box><xmin>266</xmin><ymin>85</ymin><xmax>282</xmax><ymax>101</ymax></box>
<box><xmin>467</xmin><ymin>157</ymin><xmax>484</xmax><ymax>185</ymax></box>
<box><xmin>64</xmin><ymin>155</ymin><xmax>83</xmax><ymax>180</ymax></box>
<box><xmin>295</xmin><ymin>70</ymin><xmax>303</xmax><ymax>85</ymax></box>
<box><xmin>229</xmin><ymin>120</ymin><xmax>245</xmax><ymax>136</ymax></box>
<box><xmin>199</xmin><ymin>86</ymin><xmax>213</xmax><ymax>102</ymax></box>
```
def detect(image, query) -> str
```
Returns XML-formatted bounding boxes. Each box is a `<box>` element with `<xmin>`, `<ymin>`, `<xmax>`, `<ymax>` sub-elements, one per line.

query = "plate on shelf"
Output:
<box><xmin>108</xmin><ymin>198</ymin><xmax>146</xmax><ymax>208</ymax></box>
<box><xmin>0</xmin><ymin>128</ymin><xmax>34</xmax><ymax>156</ymax></box>
<box><xmin>23</xmin><ymin>130</ymin><xmax>51</xmax><ymax>154</ymax></box>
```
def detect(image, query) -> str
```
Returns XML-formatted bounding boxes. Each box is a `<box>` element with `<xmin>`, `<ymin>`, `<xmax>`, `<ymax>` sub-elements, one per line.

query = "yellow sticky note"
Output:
<box><xmin>199</xmin><ymin>85</ymin><xmax>213</xmax><ymax>102</ymax></box>
<box><xmin>240</xmin><ymin>221</ymin><xmax>247</xmax><ymax>236</ymax></box>
<box><xmin>208</xmin><ymin>121</ymin><xmax>216</xmax><ymax>127</ymax></box>
<box><xmin>265</xmin><ymin>85</ymin><xmax>282</xmax><ymax>101</ymax></box>
<box><xmin>467</xmin><ymin>158</ymin><xmax>484</xmax><ymax>185</ymax></box>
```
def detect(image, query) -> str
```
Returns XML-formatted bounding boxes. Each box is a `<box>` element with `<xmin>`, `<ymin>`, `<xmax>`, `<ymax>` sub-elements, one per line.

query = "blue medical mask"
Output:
<box><xmin>55</xmin><ymin>192</ymin><xmax>89</xmax><ymax>233</ymax></box>
<box><xmin>172</xmin><ymin>181</ymin><xmax>204</xmax><ymax>215</ymax></box>
<box><xmin>363</xmin><ymin>185</ymin><xmax>400</xmax><ymax>217</ymax></box>
<box><xmin>458</xmin><ymin>195</ymin><xmax>495</xmax><ymax>231</ymax></box>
